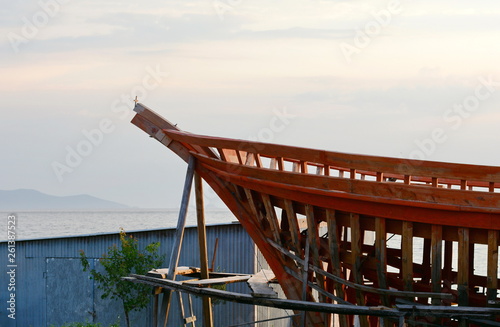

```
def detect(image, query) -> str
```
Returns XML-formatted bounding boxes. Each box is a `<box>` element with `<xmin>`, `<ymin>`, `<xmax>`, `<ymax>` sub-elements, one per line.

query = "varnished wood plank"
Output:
<box><xmin>421</xmin><ymin>237</ymin><xmax>431</xmax><ymax>285</ymax></box>
<box><xmin>283</xmin><ymin>199</ymin><xmax>302</xmax><ymax>256</ymax></box>
<box><xmin>300</xmin><ymin>160</ymin><xmax>308</xmax><ymax>173</ymax></box>
<box><xmin>402</xmin><ymin>221</ymin><xmax>414</xmax><ymax>292</ymax></box>
<box><xmin>443</xmin><ymin>240</ymin><xmax>453</xmax><ymax>299</ymax></box>
<box><xmin>270</xmin><ymin>157</ymin><xmax>277</xmax><ymax>169</ymax></box>
<box><xmin>217</xmin><ymin>148</ymin><xmax>227</xmax><ymax>161</ymax></box>
<box><xmin>162</xmin><ymin>128</ymin><xmax>500</xmax><ymax>183</ymax></box>
<box><xmin>305</xmin><ymin>204</ymin><xmax>320</xmax><ymax>265</ymax></box>
<box><xmin>243</xmin><ymin>188</ymin><xmax>260</xmax><ymax>220</ymax></box>
<box><xmin>244</xmin><ymin>152</ymin><xmax>255</xmax><ymax>166</ymax></box>
<box><xmin>326</xmin><ymin>209</ymin><xmax>349</xmax><ymax>327</ymax></box>
<box><xmin>375</xmin><ymin>217</ymin><xmax>389</xmax><ymax>307</ymax></box>
<box><xmin>487</xmin><ymin>230</ymin><xmax>499</xmax><ymax>306</ymax></box>
<box><xmin>254</xmin><ymin>153</ymin><xmax>263</xmax><ymax>168</ymax></box>
<box><xmin>235</xmin><ymin>150</ymin><xmax>244</xmax><ymax>164</ymax></box>
<box><xmin>324</xmin><ymin>164</ymin><xmax>330</xmax><ymax>176</ymax></box>
<box><xmin>305</xmin><ymin>204</ymin><xmax>326</xmax><ymax>309</ymax></box>
<box><xmin>327</xmin><ymin>209</ymin><xmax>343</xmax><ymax>295</ymax></box>
<box><xmin>277</xmin><ymin>157</ymin><xmax>284</xmax><ymax>170</ymax></box>
<box><xmin>262</xmin><ymin>194</ymin><xmax>281</xmax><ymax>243</ymax></box>
<box><xmin>457</xmin><ymin>227</ymin><xmax>470</xmax><ymax>307</ymax></box>
<box><xmin>350</xmin><ymin>213</ymin><xmax>369</xmax><ymax>327</ymax></box>
<box><xmin>191</xmin><ymin>154</ymin><xmax>500</xmax><ymax>231</ymax></box>
<box><xmin>431</xmin><ymin>225</ymin><xmax>443</xmax><ymax>306</ymax></box>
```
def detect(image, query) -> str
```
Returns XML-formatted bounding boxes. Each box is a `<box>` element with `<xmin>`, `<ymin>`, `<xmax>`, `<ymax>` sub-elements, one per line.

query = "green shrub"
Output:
<box><xmin>80</xmin><ymin>229</ymin><xmax>164</xmax><ymax>327</ymax></box>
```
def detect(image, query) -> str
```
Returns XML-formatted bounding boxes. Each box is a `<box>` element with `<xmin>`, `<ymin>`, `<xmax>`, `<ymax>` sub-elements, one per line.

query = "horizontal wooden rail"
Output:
<box><xmin>163</xmin><ymin>130</ymin><xmax>500</xmax><ymax>191</ymax></box>
<box><xmin>193</xmin><ymin>152</ymin><xmax>500</xmax><ymax>213</ymax></box>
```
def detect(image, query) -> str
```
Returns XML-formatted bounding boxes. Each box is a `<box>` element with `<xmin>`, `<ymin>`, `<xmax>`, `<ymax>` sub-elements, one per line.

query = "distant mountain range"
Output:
<box><xmin>0</xmin><ymin>189</ymin><xmax>129</xmax><ymax>210</ymax></box>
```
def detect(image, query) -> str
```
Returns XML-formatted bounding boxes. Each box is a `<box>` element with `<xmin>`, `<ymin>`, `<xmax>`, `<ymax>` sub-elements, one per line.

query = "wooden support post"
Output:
<box><xmin>458</xmin><ymin>228</ymin><xmax>470</xmax><ymax>327</ymax></box>
<box><xmin>300</xmin><ymin>160</ymin><xmax>308</xmax><ymax>173</ymax></box>
<box><xmin>375</xmin><ymin>217</ymin><xmax>390</xmax><ymax>327</ymax></box>
<box><xmin>326</xmin><ymin>209</ymin><xmax>348</xmax><ymax>327</ymax></box>
<box><xmin>402</xmin><ymin>221</ymin><xmax>414</xmax><ymax>293</ymax></box>
<box><xmin>487</xmin><ymin>230</ymin><xmax>499</xmax><ymax>306</ymax></box>
<box><xmin>350</xmin><ymin>213</ymin><xmax>369</xmax><ymax>327</ymax></box>
<box><xmin>153</xmin><ymin>288</ymin><xmax>161</xmax><ymax>327</ymax></box>
<box><xmin>305</xmin><ymin>204</ymin><xmax>326</xmax><ymax>323</ymax></box>
<box><xmin>305</xmin><ymin>205</ymin><xmax>321</xmax><ymax>277</ymax></box>
<box><xmin>211</xmin><ymin>238</ymin><xmax>219</xmax><ymax>271</ymax></box>
<box><xmin>301</xmin><ymin>232</ymin><xmax>311</xmax><ymax>326</ymax></box>
<box><xmin>283</xmin><ymin>199</ymin><xmax>302</xmax><ymax>257</ymax></box>
<box><xmin>457</xmin><ymin>228</ymin><xmax>470</xmax><ymax>307</ymax></box>
<box><xmin>431</xmin><ymin>225</ymin><xmax>443</xmax><ymax>306</ymax></box>
<box><xmin>443</xmin><ymin>240</ymin><xmax>453</xmax><ymax>297</ymax></box>
<box><xmin>160</xmin><ymin>155</ymin><xmax>196</xmax><ymax>327</ymax></box>
<box><xmin>375</xmin><ymin>217</ymin><xmax>389</xmax><ymax>307</ymax></box>
<box><xmin>262</xmin><ymin>193</ymin><xmax>281</xmax><ymax>243</ymax></box>
<box><xmin>195</xmin><ymin>173</ymin><xmax>213</xmax><ymax>327</ymax></box>
<box><xmin>421</xmin><ymin>237</ymin><xmax>431</xmax><ymax>285</ymax></box>
<box><xmin>254</xmin><ymin>153</ymin><xmax>263</xmax><ymax>168</ymax></box>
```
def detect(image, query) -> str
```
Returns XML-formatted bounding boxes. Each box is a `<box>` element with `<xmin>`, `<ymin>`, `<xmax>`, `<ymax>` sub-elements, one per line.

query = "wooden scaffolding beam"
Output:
<box><xmin>160</xmin><ymin>156</ymin><xmax>196</xmax><ymax>327</ymax></box>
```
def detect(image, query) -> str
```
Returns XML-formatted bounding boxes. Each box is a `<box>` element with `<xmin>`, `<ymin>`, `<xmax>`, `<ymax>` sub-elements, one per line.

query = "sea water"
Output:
<box><xmin>0</xmin><ymin>209</ymin><xmax>235</xmax><ymax>241</ymax></box>
<box><xmin>1</xmin><ymin>210</ymin><xmax>493</xmax><ymax>278</ymax></box>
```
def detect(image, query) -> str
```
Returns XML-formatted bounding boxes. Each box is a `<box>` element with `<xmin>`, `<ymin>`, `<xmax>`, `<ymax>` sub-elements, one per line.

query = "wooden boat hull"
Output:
<box><xmin>131</xmin><ymin>103</ymin><xmax>500</xmax><ymax>326</ymax></box>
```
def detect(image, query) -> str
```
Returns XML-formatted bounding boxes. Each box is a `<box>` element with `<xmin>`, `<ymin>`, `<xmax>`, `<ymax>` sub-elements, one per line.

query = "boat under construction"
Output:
<box><xmin>126</xmin><ymin>103</ymin><xmax>500</xmax><ymax>327</ymax></box>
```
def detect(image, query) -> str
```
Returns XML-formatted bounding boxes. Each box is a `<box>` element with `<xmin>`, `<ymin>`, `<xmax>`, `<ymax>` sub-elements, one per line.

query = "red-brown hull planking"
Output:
<box><xmin>132</xmin><ymin>103</ymin><xmax>500</xmax><ymax>326</ymax></box>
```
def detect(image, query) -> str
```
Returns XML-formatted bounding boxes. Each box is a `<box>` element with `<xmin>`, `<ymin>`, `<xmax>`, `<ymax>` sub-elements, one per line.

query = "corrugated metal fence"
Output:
<box><xmin>1</xmin><ymin>223</ymin><xmax>293</xmax><ymax>327</ymax></box>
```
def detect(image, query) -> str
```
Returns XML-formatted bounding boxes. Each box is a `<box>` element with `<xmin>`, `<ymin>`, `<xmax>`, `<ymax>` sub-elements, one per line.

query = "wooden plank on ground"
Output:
<box><xmin>183</xmin><ymin>275</ymin><xmax>251</xmax><ymax>286</ymax></box>
<box><xmin>147</xmin><ymin>267</ymin><xmax>201</xmax><ymax>279</ymax></box>
<box><xmin>247</xmin><ymin>270</ymin><xmax>278</xmax><ymax>298</ymax></box>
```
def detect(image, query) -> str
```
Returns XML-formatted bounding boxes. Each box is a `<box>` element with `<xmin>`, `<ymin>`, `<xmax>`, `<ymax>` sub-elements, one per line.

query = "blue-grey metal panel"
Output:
<box><xmin>0</xmin><ymin>223</ymin><xmax>261</xmax><ymax>327</ymax></box>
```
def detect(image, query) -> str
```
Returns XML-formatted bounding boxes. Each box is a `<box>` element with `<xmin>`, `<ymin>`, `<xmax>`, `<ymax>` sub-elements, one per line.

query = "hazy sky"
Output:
<box><xmin>2</xmin><ymin>0</ymin><xmax>500</xmax><ymax>208</ymax></box>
